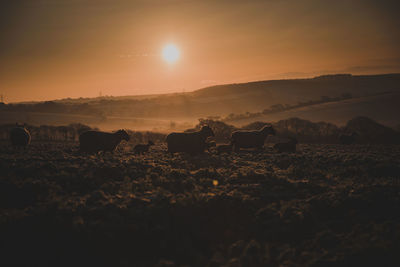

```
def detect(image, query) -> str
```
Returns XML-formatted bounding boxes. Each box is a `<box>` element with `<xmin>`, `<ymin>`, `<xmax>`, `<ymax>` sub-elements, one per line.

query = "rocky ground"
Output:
<box><xmin>0</xmin><ymin>142</ymin><xmax>399</xmax><ymax>266</ymax></box>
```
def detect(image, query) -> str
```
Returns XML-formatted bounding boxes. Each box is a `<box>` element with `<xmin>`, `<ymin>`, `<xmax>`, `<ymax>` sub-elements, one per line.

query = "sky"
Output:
<box><xmin>1</xmin><ymin>0</ymin><xmax>399</xmax><ymax>102</ymax></box>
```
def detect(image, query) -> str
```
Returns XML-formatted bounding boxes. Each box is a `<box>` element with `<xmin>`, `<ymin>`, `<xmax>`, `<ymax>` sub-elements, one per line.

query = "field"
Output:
<box><xmin>1</xmin><ymin>141</ymin><xmax>400</xmax><ymax>266</ymax></box>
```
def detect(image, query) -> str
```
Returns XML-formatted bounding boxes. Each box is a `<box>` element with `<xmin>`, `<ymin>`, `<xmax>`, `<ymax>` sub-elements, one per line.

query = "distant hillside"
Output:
<box><xmin>225</xmin><ymin>91</ymin><xmax>400</xmax><ymax>127</ymax></box>
<box><xmin>188</xmin><ymin>73</ymin><xmax>400</xmax><ymax>114</ymax></box>
<box><xmin>1</xmin><ymin>73</ymin><xmax>399</xmax><ymax>130</ymax></box>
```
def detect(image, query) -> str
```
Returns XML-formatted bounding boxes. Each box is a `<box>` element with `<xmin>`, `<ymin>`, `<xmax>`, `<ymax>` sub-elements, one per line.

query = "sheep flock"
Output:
<box><xmin>7</xmin><ymin>124</ymin><xmax>369</xmax><ymax>155</ymax></box>
<box><xmin>2</xmin><ymin>122</ymin><xmax>399</xmax><ymax>267</ymax></box>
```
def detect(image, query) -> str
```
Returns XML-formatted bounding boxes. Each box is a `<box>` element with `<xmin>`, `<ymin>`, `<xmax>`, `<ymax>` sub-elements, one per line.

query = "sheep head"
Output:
<box><xmin>261</xmin><ymin>125</ymin><xmax>275</xmax><ymax>136</ymax></box>
<box><xmin>200</xmin><ymin>125</ymin><xmax>215</xmax><ymax>137</ymax></box>
<box><xmin>115</xmin><ymin>129</ymin><xmax>130</xmax><ymax>142</ymax></box>
<box><xmin>207</xmin><ymin>141</ymin><xmax>216</xmax><ymax>148</ymax></box>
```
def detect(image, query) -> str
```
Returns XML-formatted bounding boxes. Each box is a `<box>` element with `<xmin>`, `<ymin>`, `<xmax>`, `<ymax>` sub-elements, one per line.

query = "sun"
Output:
<box><xmin>162</xmin><ymin>44</ymin><xmax>180</xmax><ymax>64</ymax></box>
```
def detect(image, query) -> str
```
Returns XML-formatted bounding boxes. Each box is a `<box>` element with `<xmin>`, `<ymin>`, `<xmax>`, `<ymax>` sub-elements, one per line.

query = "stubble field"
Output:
<box><xmin>1</xmin><ymin>142</ymin><xmax>399</xmax><ymax>266</ymax></box>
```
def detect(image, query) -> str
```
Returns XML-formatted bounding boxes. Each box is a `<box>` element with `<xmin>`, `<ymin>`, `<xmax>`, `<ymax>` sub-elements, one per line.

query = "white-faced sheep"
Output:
<box><xmin>216</xmin><ymin>143</ymin><xmax>233</xmax><ymax>154</ymax></box>
<box><xmin>273</xmin><ymin>138</ymin><xmax>298</xmax><ymax>153</ymax></box>
<box><xmin>231</xmin><ymin>125</ymin><xmax>275</xmax><ymax>151</ymax></box>
<box><xmin>79</xmin><ymin>129</ymin><xmax>130</xmax><ymax>153</ymax></box>
<box><xmin>339</xmin><ymin>132</ymin><xmax>358</xmax><ymax>145</ymax></box>
<box><xmin>166</xmin><ymin>126</ymin><xmax>215</xmax><ymax>155</ymax></box>
<box><xmin>134</xmin><ymin>140</ymin><xmax>154</xmax><ymax>154</ymax></box>
<box><xmin>10</xmin><ymin>124</ymin><xmax>31</xmax><ymax>149</ymax></box>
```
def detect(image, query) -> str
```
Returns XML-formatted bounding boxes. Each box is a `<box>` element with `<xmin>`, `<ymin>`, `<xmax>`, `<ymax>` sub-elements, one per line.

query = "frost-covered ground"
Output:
<box><xmin>0</xmin><ymin>142</ymin><xmax>399</xmax><ymax>266</ymax></box>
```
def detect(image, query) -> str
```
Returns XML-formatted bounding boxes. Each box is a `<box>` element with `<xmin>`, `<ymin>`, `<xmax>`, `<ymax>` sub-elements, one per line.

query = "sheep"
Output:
<box><xmin>166</xmin><ymin>125</ymin><xmax>215</xmax><ymax>155</ymax></box>
<box><xmin>231</xmin><ymin>125</ymin><xmax>275</xmax><ymax>151</ymax></box>
<box><xmin>205</xmin><ymin>141</ymin><xmax>216</xmax><ymax>152</ymax></box>
<box><xmin>134</xmin><ymin>140</ymin><xmax>154</xmax><ymax>154</ymax></box>
<box><xmin>10</xmin><ymin>124</ymin><xmax>31</xmax><ymax>149</ymax></box>
<box><xmin>79</xmin><ymin>129</ymin><xmax>130</xmax><ymax>153</ymax></box>
<box><xmin>273</xmin><ymin>138</ymin><xmax>298</xmax><ymax>153</ymax></box>
<box><xmin>339</xmin><ymin>132</ymin><xmax>358</xmax><ymax>145</ymax></box>
<box><xmin>216</xmin><ymin>143</ymin><xmax>233</xmax><ymax>154</ymax></box>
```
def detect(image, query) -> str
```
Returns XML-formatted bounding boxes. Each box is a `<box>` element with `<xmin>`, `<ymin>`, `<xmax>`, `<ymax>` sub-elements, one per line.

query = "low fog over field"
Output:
<box><xmin>1</xmin><ymin>74</ymin><xmax>400</xmax><ymax>131</ymax></box>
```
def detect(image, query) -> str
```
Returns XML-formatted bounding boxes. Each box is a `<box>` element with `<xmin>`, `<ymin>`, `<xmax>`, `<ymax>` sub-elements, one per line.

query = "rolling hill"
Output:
<box><xmin>225</xmin><ymin>91</ymin><xmax>400</xmax><ymax>127</ymax></box>
<box><xmin>1</xmin><ymin>73</ymin><xmax>399</xmax><ymax>130</ymax></box>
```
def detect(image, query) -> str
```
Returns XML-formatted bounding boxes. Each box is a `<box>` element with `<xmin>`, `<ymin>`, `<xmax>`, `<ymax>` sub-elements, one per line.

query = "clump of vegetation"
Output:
<box><xmin>345</xmin><ymin>116</ymin><xmax>400</xmax><ymax>144</ymax></box>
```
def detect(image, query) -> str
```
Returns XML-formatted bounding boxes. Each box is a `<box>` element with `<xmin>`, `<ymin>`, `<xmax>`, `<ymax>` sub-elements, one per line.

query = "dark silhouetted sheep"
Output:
<box><xmin>10</xmin><ymin>124</ymin><xmax>31</xmax><ymax>149</ymax></box>
<box><xmin>216</xmin><ymin>143</ymin><xmax>233</xmax><ymax>154</ymax></box>
<box><xmin>166</xmin><ymin>126</ymin><xmax>215</xmax><ymax>155</ymax></box>
<box><xmin>339</xmin><ymin>132</ymin><xmax>358</xmax><ymax>145</ymax></box>
<box><xmin>231</xmin><ymin>125</ymin><xmax>275</xmax><ymax>151</ymax></box>
<box><xmin>205</xmin><ymin>141</ymin><xmax>216</xmax><ymax>152</ymax></box>
<box><xmin>79</xmin><ymin>129</ymin><xmax>130</xmax><ymax>153</ymax></box>
<box><xmin>134</xmin><ymin>140</ymin><xmax>154</xmax><ymax>154</ymax></box>
<box><xmin>274</xmin><ymin>138</ymin><xmax>297</xmax><ymax>153</ymax></box>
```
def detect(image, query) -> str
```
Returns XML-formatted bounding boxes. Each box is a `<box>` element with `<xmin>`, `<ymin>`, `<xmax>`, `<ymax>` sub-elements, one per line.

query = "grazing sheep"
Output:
<box><xmin>339</xmin><ymin>132</ymin><xmax>358</xmax><ymax>145</ymax></box>
<box><xmin>274</xmin><ymin>138</ymin><xmax>297</xmax><ymax>153</ymax></box>
<box><xmin>216</xmin><ymin>143</ymin><xmax>233</xmax><ymax>154</ymax></box>
<box><xmin>134</xmin><ymin>140</ymin><xmax>154</xmax><ymax>154</ymax></box>
<box><xmin>79</xmin><ymin>129</ymin><xmax>130</xmax><ymax>153</ymax></box>
<box><xmin>231</xmin><ymin>125</ymin><xmax>275</xmax><ymax>151</ymax></box>
<box><xmin>10</xmin><ymin>124</ymin><xmax>31</xmax><ymax>149</ymax></box>
<box><xmin>166</xmin><ymin>125</ymin><xmax>215</xmax><ymax>155</ymax></box>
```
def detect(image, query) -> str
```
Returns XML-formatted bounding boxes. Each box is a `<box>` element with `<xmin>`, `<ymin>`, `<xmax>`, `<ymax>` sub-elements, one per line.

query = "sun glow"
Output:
<box><xmin>162</xmin><ymin>44</ymin><xmax>180</xmax><ymax>64</ymax></box>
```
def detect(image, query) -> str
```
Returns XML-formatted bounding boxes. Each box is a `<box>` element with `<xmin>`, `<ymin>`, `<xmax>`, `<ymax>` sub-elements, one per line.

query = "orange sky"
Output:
<box><xmin>1</xmin><ymin>0</ymin><xmax>399</xmax><ymax>102</ymax></box>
